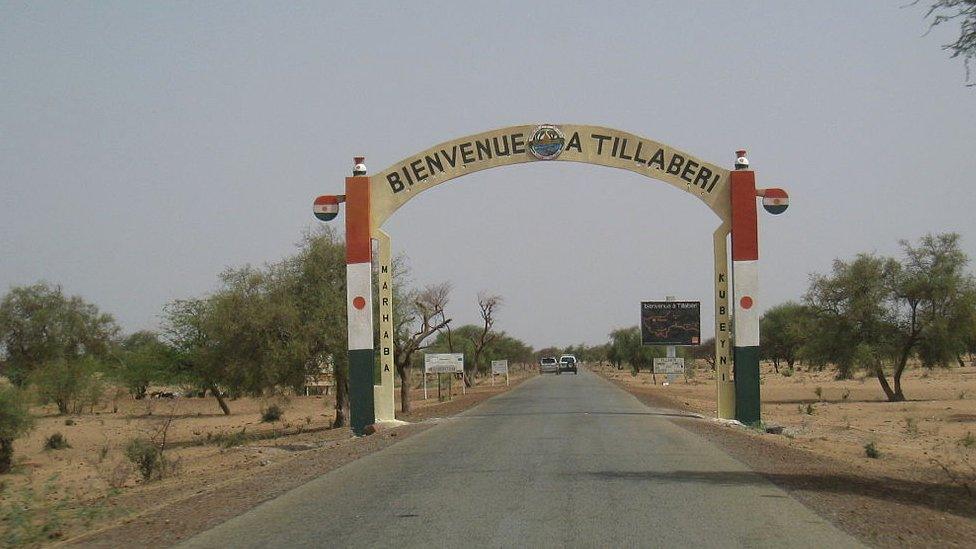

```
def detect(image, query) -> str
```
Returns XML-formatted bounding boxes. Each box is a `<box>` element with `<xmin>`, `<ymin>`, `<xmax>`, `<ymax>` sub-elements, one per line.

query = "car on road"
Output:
<box><xmin>559</xmin><ymin>354</ymin><xmax>579</xmax><ymax>374</ymax></box>
<box><xmin>539</xmin><ymin>356</ymin><xmax>559</xmax><ymax>374</ymax></box>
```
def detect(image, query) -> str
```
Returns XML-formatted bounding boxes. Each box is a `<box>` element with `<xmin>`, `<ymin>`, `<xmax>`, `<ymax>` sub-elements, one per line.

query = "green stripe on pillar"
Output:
<box><xmin>734</xmin><ymin>346</ymin><xmax>761</xmax><ymax>425</ymax></box>
<box><xmin>349</xmin><ymin>348</ymin><xmax>376</xmax><ymax>435</ymax></box>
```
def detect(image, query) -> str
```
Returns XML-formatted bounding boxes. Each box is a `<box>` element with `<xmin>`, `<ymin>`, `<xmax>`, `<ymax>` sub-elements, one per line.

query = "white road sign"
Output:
<box><xmin>425</xmin><ymin>353</ymin><xmax>464</xmax><ymax>374</ymax></box>
<box><xmin>653</xmin><ymin>357</ymin><xmax>685</xmax><ymax>374</ymax></box>
<box><xmin>491</xmin><ymin>360</ymin><xmax>508</xmax><ymax>374</ymax></box>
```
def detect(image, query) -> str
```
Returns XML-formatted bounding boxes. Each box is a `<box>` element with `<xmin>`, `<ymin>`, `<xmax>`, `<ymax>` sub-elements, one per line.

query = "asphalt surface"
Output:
<box><xmin>182</xmin><ymin>370</ymin><xmax>861</xmax><ymax>548</ymax></box>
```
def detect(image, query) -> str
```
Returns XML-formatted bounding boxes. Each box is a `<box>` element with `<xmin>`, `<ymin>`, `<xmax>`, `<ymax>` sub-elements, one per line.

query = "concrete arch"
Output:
<box><xmin>368</xmin><ymin>124</ymin><xmax>731</xmax><ymax>231</ymax></box>
<box><xmin>334</xmin><ymin>123</ymin><xmax>777</xmax><ymax>435</ymax></box>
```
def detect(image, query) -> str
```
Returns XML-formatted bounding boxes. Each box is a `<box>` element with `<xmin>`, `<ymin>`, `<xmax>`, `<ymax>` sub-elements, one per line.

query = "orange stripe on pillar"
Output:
<box><xmin>345</xmin><ymin>176</ymin><xmax>371</xmax><ymax>264</ymax></box>
<box><xmin>730</xmin><ymin>170</ymin><xmax>758</xmax><ymax>262</ymax></box>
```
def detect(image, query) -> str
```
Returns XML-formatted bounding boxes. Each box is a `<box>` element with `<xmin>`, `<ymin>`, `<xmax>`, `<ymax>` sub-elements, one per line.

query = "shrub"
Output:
<box><xmin>960</xmin><ymin>432</ymin><xmax>976</xmax><ymax>449</ymax></box>
<box><xmin>0</xmin><ymin>385</ymin><xmax>34</xmax><ymax>473</ymax></box>
<box><xmin>842</xmin><ymin>389</ymin><xmax>851</xmax><ymax>401</ymax></box>
<box><xmin>864</xmin><ymin>442</ymin><xmax>881</xmax><ymax>459</ymax></box>
<box><xmin>260</xmin><ymin>404</ymin><xmax>283</xmax><ymax>423</ymax></box>
<box><xmin>43</xmin><ymin>433</ymin><xmax>70</xmax><ymax>450</ymax></box>
<box><xmin>805</xmin><ymin>403</ymin><xmax>815</xmax><ymax>415</ymax></box>
<box><xmin>814</xmin><ymin>386</ymin><xmax>823</xmax><ymax>400</ymax></box>
<box><xmin>217</xmin><ymin>429</ymin><xmax>248</xmax><ymax>448</ymax></box>
<box><xmin>123</xmin><ymin>437</ymin><xmax>161</xmax><ymax>481</ymax></box>
<box><xmin>63</xmin><ymin>419</ymin><xmax>75</xmax><ymax>426</ymax></box>
<box><xmin>781</xmin><ymin>368</ymin><xmax>794</xmax><ymax>377</ymax></box>
<box><xmin>904</xmin><ymin>417</ymin><xmax>919</xmax><ymax>437</ymax></box>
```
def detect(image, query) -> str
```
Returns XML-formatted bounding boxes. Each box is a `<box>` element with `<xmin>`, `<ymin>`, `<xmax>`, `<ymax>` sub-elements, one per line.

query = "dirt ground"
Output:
<box><xmin>595</xmin><ymin>361</ymin><xmax>976</xmax><ymax>547</ymax></box>
<box><xmin>0</xmin><ymin>368</ymin><xmax>535</xmax><ymax>547</ymax></box>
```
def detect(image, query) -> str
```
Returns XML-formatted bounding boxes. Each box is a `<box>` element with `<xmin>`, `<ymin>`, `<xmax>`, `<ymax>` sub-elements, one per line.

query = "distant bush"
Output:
<box><xmin>0</xmin><ymin>385</ymin><xmax>34</xmax><ymax>473</ymax></box>
<box><xmin>63</xmin><ymin>419</ymin><xmax>75</xmax><ymax>426</ymax></box>
<box><xmin>842</xmin><ymin>389</ymin><xmax>851</xmax><ymax>401</ymax></box>
<box><xmin>781</xmin><ymin>368</ymin><xmax>794</xmax><ymax>377</ymax></box>
<box><xmin>960</xmin><ymin>432</ymin><xmax>976</xmax><ymax>449</ymax></box>
<box><xmin>124</xmin><ymin>437</ymin><xmax>161</xmax><ymax>481</ymax></box>
<box><xmin>43</xmin><ymin>433</ymin><xmax>70</xmax><ymax>450</ymax></box>
<box><xmin>261</xmin><ymin>404</ymin><xmax>283</xmax><ymax>423</ymax></box>
<box><xmin>214</xmin><ymin>429</ymin><xmax>249</xmax><ymax>448</ymax></box>
<box><xmin>864</xmin><ymin>442</ymin><xmax>881</xmax><ymax>459</ymax></box>
<box><xmin>904</xmin><ymin>417</ymin><xmax>919</xmax><ymax>437</ymax></box>
<box><xmin>805</xmin><ymin>403</ymin><xmax>815</xmax><ymax>415</ymax></box>
<box><xmin>814</xmin><ymin>387</ymin><xmax>823</xmax><ymax>400</ymax></box>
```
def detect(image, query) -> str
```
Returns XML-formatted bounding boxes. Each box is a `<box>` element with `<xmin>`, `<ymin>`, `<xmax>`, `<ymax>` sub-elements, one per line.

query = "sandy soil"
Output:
<box><xmin>596</xmin><ymin>361</ymin><xmax>976</xmax><ymax>547</ymax></box>
<box><xmin>0</xmin><ymin>367</ymin><xmax>536</xmax><ymax>547</ymax></box>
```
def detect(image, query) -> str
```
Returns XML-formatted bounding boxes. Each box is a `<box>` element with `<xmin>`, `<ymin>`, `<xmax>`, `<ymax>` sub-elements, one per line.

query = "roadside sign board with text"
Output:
<box><xmin>641</xmin><ymin>301</ymin><xmax>701</xmax><ymax>346</ymax></box>
<box><xmin>425</xmin><ymin>353</ymin><xmax>464</xmax><ymax>374</ymax></box>
<box><xmin>491</xmin><ymin>360</ymin><xmax>508</xmax><ymax>374</ymax></box>
<box><xmin>653</xmin><ymin>357</ymin><xmax>685</xmax><ymax>374</ymax></box>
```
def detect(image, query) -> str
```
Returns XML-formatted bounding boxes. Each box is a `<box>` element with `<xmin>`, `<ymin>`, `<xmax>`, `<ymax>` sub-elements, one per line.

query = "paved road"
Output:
<box><xmin>182</xmin><ymin>370</ymin><xmax>861</xmax><ymax>548</ymax></box>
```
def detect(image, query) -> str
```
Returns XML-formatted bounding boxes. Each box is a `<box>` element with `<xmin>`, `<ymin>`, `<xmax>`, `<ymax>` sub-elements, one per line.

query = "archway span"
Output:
<box><xmin>368</xmin><ymin>124</ymin><xmax>731</xmax><ymax>231</ymax></box>
<box><xmin>326</xmin><ymin>123</ymin><xmax>784</xmax><ymax>435</ymax></box>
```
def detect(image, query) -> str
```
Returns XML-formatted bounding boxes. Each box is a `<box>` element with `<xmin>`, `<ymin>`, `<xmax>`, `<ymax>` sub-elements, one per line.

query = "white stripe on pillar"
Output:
<box><xmin>347</xmin><ymin>262</ymin><xmax>373</xmax><ymax>351</ymax></box>
<box><xmin>733</xmin><ymin>259</ymin><xmax>759</xmax><ymax>348</ymax></box>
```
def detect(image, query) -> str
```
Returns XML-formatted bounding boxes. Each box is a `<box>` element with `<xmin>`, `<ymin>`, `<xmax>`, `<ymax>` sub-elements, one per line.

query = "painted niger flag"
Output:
<box><xmin>762</xmin><ymin>188</ymin><xmax>789</xmax><ymax>215</ymax></box>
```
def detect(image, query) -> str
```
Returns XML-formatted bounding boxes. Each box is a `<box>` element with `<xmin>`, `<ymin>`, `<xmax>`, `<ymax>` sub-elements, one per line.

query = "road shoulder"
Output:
<box><xmin>599</xmin><ymin>370</ymin><xmax>976</xmax><ymax>548</ymax></box>
<box><xmin>61</xmin><ymin>378</ymin><xmax>530</xmax><ymax>548</ymax></box>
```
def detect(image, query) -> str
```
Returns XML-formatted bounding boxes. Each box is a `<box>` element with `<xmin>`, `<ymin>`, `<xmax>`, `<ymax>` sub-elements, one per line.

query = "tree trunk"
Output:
<box><xmin>397</xmin><ymin>363</ymin><xmax>411</xmax><ymax>413</ymax></box>
<box><xmin>208</xmin><ymin>382</ymin><xmax>231</xmax><ymax>415</ymax></box>
<box><xmin>56</xmin><ymin>398</ymin><xmax>69</xmax><ymax>415</ymax></box>
<box><xmin>873</xmin><ymin>362</ymin><xmax>898</xmax><ymax>402</ymax></box>
<box><xmin>957</xmin><ymin>354</ymin><xmax>966</xmax><ymax>368</ymax></box>
<box><xmin>892</xmin><ymin>344</ymin><xmax>912</xmax><ymax>402</ymax></box>
<box><xmin>333</xmin><ymin>365</ymin><xmax>349</xmax><ymax>428</ymax></box>
<box><xmin>0</xmin><ymin>438</ymin><xmax>13</xmax><ymax>474</ymax></box>
<box><xmin>772</xmin><ymin>359</ymin><xmax>780</xmax><ymax>373</ymax></box>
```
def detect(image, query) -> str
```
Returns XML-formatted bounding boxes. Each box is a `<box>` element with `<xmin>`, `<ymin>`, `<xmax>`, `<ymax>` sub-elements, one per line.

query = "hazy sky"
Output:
<box><xmin>2</xmin><ymin>1</ymin><xmax>974</xmax><ymax>349</ymax></box>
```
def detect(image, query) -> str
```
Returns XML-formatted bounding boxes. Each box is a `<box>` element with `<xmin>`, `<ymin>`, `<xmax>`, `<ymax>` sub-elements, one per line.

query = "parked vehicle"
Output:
<box><xmin>559</xmin><ymin>355</ymin><xmax>578</xmax><ymax>374</ymax></box>
<box><xmin>539</xmin><ymin>356</ymin><xmax>559</xmax><ymax>374</ymax></box>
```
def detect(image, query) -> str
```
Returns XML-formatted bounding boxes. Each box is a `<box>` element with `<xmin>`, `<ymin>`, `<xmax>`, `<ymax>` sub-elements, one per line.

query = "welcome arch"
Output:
<box><xmin>315</xmin><ymin>124</ymin><xmax>788</xmax><ymax>435</ymax></box>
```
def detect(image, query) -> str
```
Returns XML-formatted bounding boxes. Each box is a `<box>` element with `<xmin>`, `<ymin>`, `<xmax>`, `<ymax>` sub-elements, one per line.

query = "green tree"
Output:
<box><xmin>0</xmin><ymin>283</ymin><xmax>117</xmax><ymax>387</ymax></box>
<box><xmin>608</xmin><ymin>327</ymin><xmax>663</xmax><ymax>375</ymax></box>
<box><xmin>109</xmin><ymin>331</ymin><xmax>174</xmax><ymax>399</ymax></box>
<box><xmin>536</xmin><ymin>347</ymin><xmax>563</xmax><ymax>361</ymax></box>
<box><xmin>30</xmin><ymin>356</ymin><xmax>105</xmax><ymax>415</ymax></box>
<box><xmin>0</xmin><ymin>384</ymin><xmax>33</xmax><ymax>473</ymax></box>
<box><xmin>162</xmin><ymin>297</ymin><xmax>232</xmax><ymax>415</ymax></box>
<box><xmin>805</xmin><ymin>234</ymin><xmax>976</xmax><ymax>401</ymax></box>
<box><xmin>760</xmin><ymin>302</ymin><xmax>814</xmax><ymax>372</ymax></box>
<box><xmin>277</xmin><ymin>228</ymin><xmax>349</xmax><ymax>427</ymax></box>
<box><xmin>484</xmin><ymin>333</ymin><xmax>534</xmax><ymax>366</ymax></box>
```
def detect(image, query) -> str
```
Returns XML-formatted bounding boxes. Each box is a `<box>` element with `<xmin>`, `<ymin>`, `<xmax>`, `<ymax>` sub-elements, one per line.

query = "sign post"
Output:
<box><xmin>425</xmin><ymin>353</ymin><xmax>464</xmax><ymax>401</ymax></box>
<box><xmin>491</xmin><ymin>360</ymin><xmax>509</xmax><ymax>386</ymax></box>
<box><xmin>642</xmin><ymin>298</ymin><xmax>699</xmax><ymax>384</ymax></box>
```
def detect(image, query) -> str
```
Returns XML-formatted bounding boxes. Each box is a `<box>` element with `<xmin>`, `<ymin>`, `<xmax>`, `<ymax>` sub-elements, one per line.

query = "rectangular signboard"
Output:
<box><xmin>640</xmin><ymin>301</ymin><xmax>701</xmax><ymax>346</ymax></box>
<box><xmin>491</xmin><ymin>360</ymin><xmax>508</xmax><ymax>374</ymax></box>
<box><xmin>424</xmin><ymin>353</ymin><xmax>464</xmax><ymax>374</ymax></box>
<box><xmin>653</xmin><ymin>357</ymin><xmax>685</xmax><ymax>374</ymax></box>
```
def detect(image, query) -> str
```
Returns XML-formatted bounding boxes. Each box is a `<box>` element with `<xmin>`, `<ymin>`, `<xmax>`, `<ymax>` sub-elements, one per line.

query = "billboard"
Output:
<box><xmin>640</xmin><ymin>301</ymin><xmax>701</xmax><ymax>346</ymax></box>
<box><xmin>424</xmin><ymin>353</ymin><xmax>464</xmax><ymax>374</ymax></box>
<box><xmin>491</xmin><ymin>360</ymin><xmax>508</xmax><ymax>374</ymax></box>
